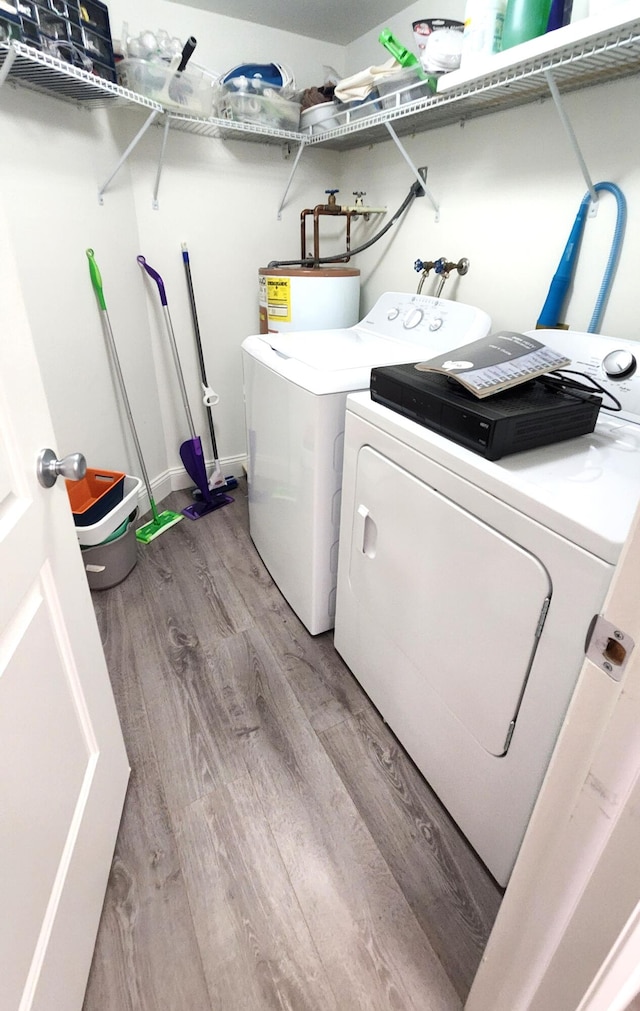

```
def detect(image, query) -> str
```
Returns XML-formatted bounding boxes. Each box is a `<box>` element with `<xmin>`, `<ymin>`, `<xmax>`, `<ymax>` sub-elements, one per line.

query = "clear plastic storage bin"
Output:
<box><xmin>300</xmin><ymin>102</ymin><xmax>340</xmax><ymax>134</ymax></box>
<box><xmin>377</xmin><ymin>67</ymin><xmax>435</xmax><ymax>109</ymax></box>
<box><xmin>333</xmin><ymin>91</ymin><xmax>382</xmax><ymax>125</ymax></box>
<box><xmin>215</xmin><ymin>81</ymin><xmax>300</xmax><ymax>130</ymax></box>
<box><xmin>117</xmin><ymin>58</ymin><xmax>215</xmax><ymax>117</ymax></box>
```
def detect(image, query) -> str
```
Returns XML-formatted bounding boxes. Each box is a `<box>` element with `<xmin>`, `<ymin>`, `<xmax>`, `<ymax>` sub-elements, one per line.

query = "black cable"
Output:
<box><xmin>267</xmin><ymin>180</ymin><xmax>423</xmax><ymax>269</ymax></box>
<box><xmin>539</xmin><ymin>369</ymin><xmax>622</xmax><ymax>412</ymax></box>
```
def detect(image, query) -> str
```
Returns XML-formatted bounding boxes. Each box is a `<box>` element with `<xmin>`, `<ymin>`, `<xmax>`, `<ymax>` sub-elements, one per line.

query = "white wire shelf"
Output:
<box><xmin>0</xmin><ymin>40</ymin><xmax>161</xmax><ymax>110</ymax></box>
<box><xmin>162</xmin><ymin>13</ymin><xmax>640</xmax><ymax>150</ymax></box>
<box><xmin>0</xmin><ymin>40</ymin><xmax>312</xmax><ymax>146</ymax></box>
<box><xmin>165</xmin><ymin>111</ymin><xmax>305</xmax><ymax>145</ymax></box>
<box><xmin>3</xmin><ymin>13</ymin><xmax>640</xmax><ymax>152</ymax></box>
<box><xmin>303</xmin><ymin>14</ymin><xmax>640</xmax><ymax>151</ymax></box>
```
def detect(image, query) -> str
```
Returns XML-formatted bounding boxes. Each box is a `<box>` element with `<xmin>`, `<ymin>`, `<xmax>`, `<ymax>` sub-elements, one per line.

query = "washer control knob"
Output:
<box><xmin>387</xmin><ymin>308</ymin><xmax>399</xmax><ymax>320</ymax></box>
<box><xmin>603</xmin><ymin>349</ymin><xmax>637</xmax><ymax>379</ymax></box>
<box><xmin>429</xmin><ymin>318</ymin><xmax>443</xmax><ymax>331</ymax></box>
<box><xmin>403</xmin><ymin>308</ymin><xmax>423</xmax><ymax>330</ymax></box>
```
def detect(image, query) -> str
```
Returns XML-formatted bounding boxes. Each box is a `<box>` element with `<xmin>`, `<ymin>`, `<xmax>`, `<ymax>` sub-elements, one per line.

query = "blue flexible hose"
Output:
<box><xmin>536</xmin><ymin>199</ymin><xmax>590</xmax><ymax>329</ymax></box>
<box><xmin>536</xmin><ymin>181</ymin><xmax>626</xmax><ymax>333</ymax></box>
<box><xmin>588</xmin><ymin>182</ymin><xmax>626</xmax><ymax>333</ymax></box>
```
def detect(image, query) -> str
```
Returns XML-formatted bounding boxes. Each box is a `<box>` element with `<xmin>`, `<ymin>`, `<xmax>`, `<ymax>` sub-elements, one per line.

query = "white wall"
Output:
<box><xmin>0</xmin><ymin>0</ymin><xmax>347</xmax><ymax>498</ymax></box>
<box><xmin>108</xmin><ymin>0</ymin><xmax>347</xmax><ymax>90</ymax></box>
<box><xmin>344</xmin><ymin>1</ymin><xmax>639</xmax><ymax>339</ymax></box>
<box><xmin>340</xmin><ymin>73</ymin><xmax>640</xmax><ymax>339</ymax></box>
<box><xmin>345</xmin><ymin>0</ymin><xmax>465</xmax><ymax>73</ymax></box>
<box><xmin>2</xmin><ymin>1</ymin><xmax>638</xmax><ymax>507</ymax></box>
<box><xmin>0</xmin><ymin>89</ymin><xmax>167</xmax><ymax>482</ymax></box>
<box><xmin>120</xmin><ymin>119</ymin><xmax>345</xmax><ymax>486</ymax></box>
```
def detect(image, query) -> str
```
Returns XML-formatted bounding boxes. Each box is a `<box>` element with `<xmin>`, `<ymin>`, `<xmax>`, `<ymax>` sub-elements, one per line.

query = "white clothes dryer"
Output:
<box><xmin>241</xmin><ymin>292</ymin><xmax>491</xmax><ymax>634</ymax></box>
<box><xmin>334</xmin><ymin>328</ymin><xmax>640</xmax><ymax>885</ymax></box>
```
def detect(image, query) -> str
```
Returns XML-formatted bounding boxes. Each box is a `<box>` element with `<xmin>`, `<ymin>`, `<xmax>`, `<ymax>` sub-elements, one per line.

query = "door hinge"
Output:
<box><xmin>535</xmin><ymin>597</ymin><xmax>551</xmax><ymax>638</ymax></box>
<box><xmin>585</xmin><ymin>614</ymin><xmax>634</xmax><ymax>682</ymax></box>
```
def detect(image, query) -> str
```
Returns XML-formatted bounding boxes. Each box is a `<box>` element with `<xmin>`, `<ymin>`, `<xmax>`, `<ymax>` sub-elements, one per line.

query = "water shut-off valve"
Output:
<box><xmin>414</xmin><ymin>256</ymin><xmax>470</xmax><ymax>277</ymax></box>
<box><xmin>414</xmin><ymin>256</ymin><xmax>470</xmax><ymax>295</ymax></box>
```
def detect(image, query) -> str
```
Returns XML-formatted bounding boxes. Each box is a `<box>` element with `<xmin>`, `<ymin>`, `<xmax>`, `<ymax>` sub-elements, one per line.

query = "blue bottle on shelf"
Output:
<box><xmin>546</xmin><ymin>0</ymin><xmax>573</xmax><ymax>31</ymax></box>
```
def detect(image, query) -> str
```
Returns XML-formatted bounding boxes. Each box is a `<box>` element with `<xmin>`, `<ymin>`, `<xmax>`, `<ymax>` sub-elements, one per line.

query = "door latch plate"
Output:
<box><xmin>585</xmin><ymin>614</ymin><xmax>634</xmax><ymax>682</ymax></box>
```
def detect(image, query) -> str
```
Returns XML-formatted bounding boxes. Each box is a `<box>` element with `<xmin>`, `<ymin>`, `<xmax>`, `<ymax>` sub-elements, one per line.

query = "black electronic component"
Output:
<box><xmin>370</xmin><ymin>363</ymin><xmax>602</xmax><ymax>461</ymax></box>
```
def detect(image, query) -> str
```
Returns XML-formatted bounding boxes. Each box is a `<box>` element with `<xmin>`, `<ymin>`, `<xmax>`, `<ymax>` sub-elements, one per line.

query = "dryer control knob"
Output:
<box><xmin>429</xmin><ymin>318</ymin><xmax>443</xmax><ymax>331</ymax></box>
<box><xmin>403</xmin><ymin>308</ymin><xmax>423</xmax><ymax>329</ymax></box>
<box><xmin>387</xmin><ymin>308</ymin><xmax>399</xmax><ymax>320</ymax></box>
<box><xmin>603</xmin><ymin>349</ymin><xmax>637</xmax><ymax>379</ymax></box>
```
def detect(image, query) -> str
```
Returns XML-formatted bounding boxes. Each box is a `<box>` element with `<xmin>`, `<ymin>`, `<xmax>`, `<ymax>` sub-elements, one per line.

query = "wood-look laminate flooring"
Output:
<box><xmin>83</xmin><ymin>481</ymin><xmax>502</xmax><ymax>1011</ymax></box>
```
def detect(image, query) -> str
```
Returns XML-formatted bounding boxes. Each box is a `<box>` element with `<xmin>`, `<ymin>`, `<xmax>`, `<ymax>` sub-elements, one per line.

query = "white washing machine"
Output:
<box><xmin>334</xmin><ymin>328</ymin><xmax>640</xmax><ymax>886</ymax></box>
<box><xmin>241</xmin><ymin>292</ymin><xmax>491</xmax><ymax>634</ymax></box>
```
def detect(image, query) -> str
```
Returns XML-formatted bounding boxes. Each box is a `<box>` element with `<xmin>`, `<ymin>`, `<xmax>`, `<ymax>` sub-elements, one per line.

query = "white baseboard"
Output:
<box><xmin>133</xmin><ymin>455</ymin><xmax>246</xmax><ymax>516</ymax></box>
<box><xmin>168</xmin><ymin>454</ymin><xmax>247</xmax><ymax>493</ymax></box>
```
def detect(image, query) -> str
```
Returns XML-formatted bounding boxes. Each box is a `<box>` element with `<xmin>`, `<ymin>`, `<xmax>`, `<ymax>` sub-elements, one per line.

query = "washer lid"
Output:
<box><xmin>242</xmin><ymin>324</ymin><xmax>492</xmax><ymax>396</ymax></box>
<box><xmin>266</xmin><ymin>328</ymin><xmax>425</xmax><ymax>371</ymax></box>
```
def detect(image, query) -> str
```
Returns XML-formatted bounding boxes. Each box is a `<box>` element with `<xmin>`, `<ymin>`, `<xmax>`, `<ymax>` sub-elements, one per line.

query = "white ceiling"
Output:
<box><xmin>169</xmin><ymin>0</ymin><xmax>414</xmax><ymax>45</ymax></box>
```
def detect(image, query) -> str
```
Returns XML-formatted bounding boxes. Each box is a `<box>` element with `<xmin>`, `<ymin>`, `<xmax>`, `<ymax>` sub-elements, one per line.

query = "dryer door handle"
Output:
<box><xmin>356</xmin><ymin>503</ymin><xmax>377</xmax><ymax>558</ymax></box>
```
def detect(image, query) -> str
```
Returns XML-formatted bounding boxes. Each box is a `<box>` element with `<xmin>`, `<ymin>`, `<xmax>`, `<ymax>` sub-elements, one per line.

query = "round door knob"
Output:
<box><xmin>37</xmin><ymin>448</ymin><xmax>87</xmax><ymax>488</ymax></box>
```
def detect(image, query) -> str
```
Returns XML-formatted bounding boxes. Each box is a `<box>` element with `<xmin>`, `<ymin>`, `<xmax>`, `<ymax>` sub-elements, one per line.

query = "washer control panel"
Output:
<box><xmin>360</xmin><ymin>291</ymin><xmax>491</xmax><ymax>347</ymax></box>
<box><xmin>602</xmin><ymin>348</ymin><xmax>636</xmax><ymax>379</ymax></box>
<box><xmin>529</xmin><ymin>329</ymin><xmax>640</xmax><ymax>423</ymax></box>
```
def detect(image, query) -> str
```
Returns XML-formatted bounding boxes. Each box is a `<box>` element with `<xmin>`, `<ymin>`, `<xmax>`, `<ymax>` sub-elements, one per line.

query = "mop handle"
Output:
<box><xmin>86</xmin><ymin>249</ymin><xmax>158</xmax><ymax>519</ymax></box>
<box><xmin>137</xmin><ymin>254</ymin><xmax>167</xmax><ymax>305</ymax></box>
<box><xmin>137</xmin><ymin>255</ymin><xmax>197</xmax><ymax>439</ymax></box>
<box><xmin>181</xmin><ymin>242</ymin><xmax>219</xmax><ymax>458</ymax></box>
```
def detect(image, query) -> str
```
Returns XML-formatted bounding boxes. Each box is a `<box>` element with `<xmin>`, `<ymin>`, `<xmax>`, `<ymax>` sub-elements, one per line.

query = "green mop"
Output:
<box><xmin>86</xmin><ymin>249</ymin><xmax>183</xmax><ymax>544</ymax></box>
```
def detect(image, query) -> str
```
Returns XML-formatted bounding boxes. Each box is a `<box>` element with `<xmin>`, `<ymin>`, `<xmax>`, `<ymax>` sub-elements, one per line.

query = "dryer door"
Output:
<box><xmin>348</xmin><ymin>446</ymin><xmax>552</xmax><ymax>756</ymax></box>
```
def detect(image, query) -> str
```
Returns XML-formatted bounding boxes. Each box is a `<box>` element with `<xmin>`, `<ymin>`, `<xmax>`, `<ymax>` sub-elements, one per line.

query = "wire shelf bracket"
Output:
<box><xmin>152</xmin><ymin>117</ymin><xmax>172</xmax><ymax>210</ymax></box>
<box><xmin>0</xmin><ymin>41</ymin><xmax>17</xmax><ymax>88</ymax></box>
<box><xmin>97</xmin><ymin>108</ymin><xmax>160</xmax><ymax>204</ymax></box>
<box><xmin>276</xmin><ymin>141</ymin><xmax>307</xmax><ymax>220</ymax></box>
<box><xmin>384</xmin><ymin>121</ymin><xmax>440</xmax><ymax>221</ymax></box>
<box><xmin>544</xmin><ymin>69</ymin><xmax>599</xmax><ymax>215</ymax></box>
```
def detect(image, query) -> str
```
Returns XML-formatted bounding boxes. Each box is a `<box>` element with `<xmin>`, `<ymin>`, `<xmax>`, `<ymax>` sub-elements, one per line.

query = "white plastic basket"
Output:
<box><xmin>76</xmin><ymin>475</ymin><xmax>142</xmax><ymax>546</ymax></box>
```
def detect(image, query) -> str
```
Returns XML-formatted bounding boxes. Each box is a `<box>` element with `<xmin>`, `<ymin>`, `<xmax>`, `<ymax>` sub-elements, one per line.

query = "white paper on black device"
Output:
<box><xmin>414</xmin><ymin>331</ymin><xmax>571</xmax><ymax>399</ymax></box>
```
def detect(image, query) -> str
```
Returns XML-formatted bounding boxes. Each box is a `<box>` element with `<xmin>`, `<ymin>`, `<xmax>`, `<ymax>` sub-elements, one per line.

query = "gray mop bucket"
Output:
<box><xmin>81</xmin><ymin>509</ymin><xmax>139</xmax><ymax>590</ymax></box>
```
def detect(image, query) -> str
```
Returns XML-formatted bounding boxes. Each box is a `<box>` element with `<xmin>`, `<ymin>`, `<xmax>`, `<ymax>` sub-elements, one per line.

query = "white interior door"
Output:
<box><xmin>0</xmin><ymin>212</ymin><xmax>129</xmax><ymax>1011</ymax></box>
<box><xmin>466</xmin><ymin>457</ymin><xmax>640</xmax><ymax>1009</ymax></box>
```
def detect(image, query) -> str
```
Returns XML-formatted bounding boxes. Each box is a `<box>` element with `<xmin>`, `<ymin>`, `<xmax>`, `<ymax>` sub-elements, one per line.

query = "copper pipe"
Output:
<box><xmin>313</xmin><ymin>206</ymin><xmax>354</xmax><ymax>261</ymax></box>
<box><xmin>300</xmin><ymin>208</ymin><xmax>313</xmax><ymax>261</ymax></box>
<box><xmin>300</xmin><ymin>203</ymin><xmax>357</xmax><ymax>264</ymax></box>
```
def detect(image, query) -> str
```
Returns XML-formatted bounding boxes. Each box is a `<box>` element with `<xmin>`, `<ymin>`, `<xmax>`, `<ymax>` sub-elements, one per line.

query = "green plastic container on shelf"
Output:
<box><xmin>501</xmin><ymin>0</ymin><xmax>553</xmax><ymax>49</ymax></box>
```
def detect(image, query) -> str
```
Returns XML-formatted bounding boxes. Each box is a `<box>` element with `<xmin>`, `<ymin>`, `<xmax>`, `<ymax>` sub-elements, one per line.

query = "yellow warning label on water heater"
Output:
<box><xmin>266</xmin><ymin>276</ymin><xmax>291</xmax><ymax>322</ymax></box>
